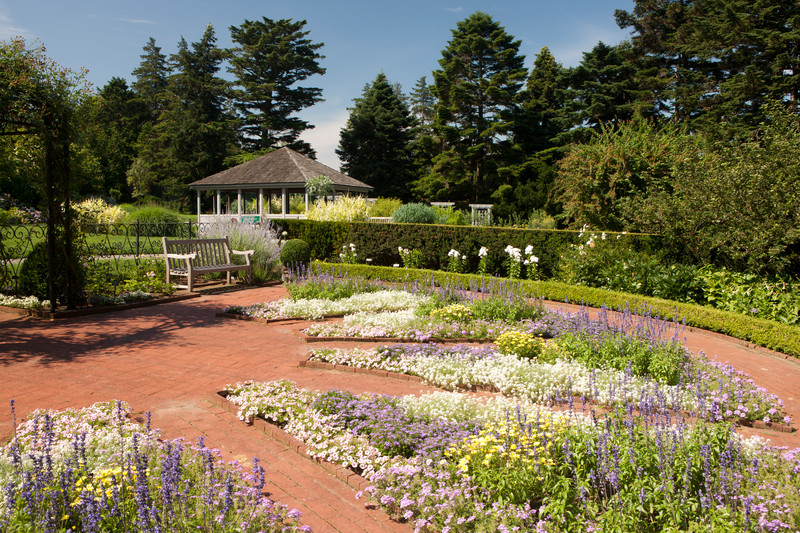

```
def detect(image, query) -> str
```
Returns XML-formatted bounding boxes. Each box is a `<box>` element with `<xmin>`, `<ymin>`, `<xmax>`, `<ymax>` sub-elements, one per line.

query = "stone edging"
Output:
<box><xmin>208</xmin><ymin>391</ymin><xmax>374</xmax><ymax>492</ymax></box>
<box><xmin>299</xmin><ymin>359</ymin><xmax>425</xmax><ymax>383</ymax></box>
<box><xmin>214</xmin><ymin>312</ymin><xmax>342</xmax><ymax>324</ymax></box>
<box><xmin>298</xmin><ymin>332</ymin><xmax>495</xmax><ymax>344</ymax></box>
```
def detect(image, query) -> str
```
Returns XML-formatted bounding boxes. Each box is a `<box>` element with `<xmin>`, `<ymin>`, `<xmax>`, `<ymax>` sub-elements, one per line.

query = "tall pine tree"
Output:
<box><xmin>337</xmin><ymin>73</ymin><xmax>415</xmax><ymax>200</ymax></box>
<box><xmin>228</xmin><ymin>17</ymin><xmax>325</xmax><ymax>157</ymax></box>
<box><xmin>415</xmin><ymin>12</ymin><xmax>527</xmax><ymax>202</ymax></box>
<box><xmin>129</xmin><ymin>25</ymin><xmax>234</xmax><ymax>205</ymax></box>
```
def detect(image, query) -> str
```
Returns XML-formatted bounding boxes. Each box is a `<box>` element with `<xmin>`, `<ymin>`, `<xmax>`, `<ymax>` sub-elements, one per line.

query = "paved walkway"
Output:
<box><xmin>1</xmin><ymin>285</ymin><xmax>798</xmax><ymax>531</ymax></box>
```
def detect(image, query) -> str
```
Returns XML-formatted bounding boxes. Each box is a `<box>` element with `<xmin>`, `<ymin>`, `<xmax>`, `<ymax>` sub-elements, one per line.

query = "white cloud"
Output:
<box><xmin>299</xmin><ymin>109</ymin><xmax>349</xmax><ymax>170</ymax></box>
<box><xmin>0</xmin><ymin>13</ymin><xmax>29</xmax><ymax>39</ymax></box>
<box><xmin>117</xmin><ymin>18</ymin><xmax>157</xmax><ymax>25</ymax></box>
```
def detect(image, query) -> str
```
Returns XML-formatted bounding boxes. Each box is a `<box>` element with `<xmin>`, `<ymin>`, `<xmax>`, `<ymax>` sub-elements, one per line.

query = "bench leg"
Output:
<box><xmin>187</xmin><ymin>275</ymin><xmax>193</xmax><ymax>293</ymax></box>
<box><xmin>227</xmin><ymin>271</ymin><xmax>231</xmax><ymax>285</ymax></box>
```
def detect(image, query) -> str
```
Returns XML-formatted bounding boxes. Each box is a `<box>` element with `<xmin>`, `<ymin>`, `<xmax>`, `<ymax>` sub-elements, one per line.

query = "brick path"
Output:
<box><xmin>1</xmin><ymin>285</ymin><xmax>798</xmax><ymax>531</ymax></box>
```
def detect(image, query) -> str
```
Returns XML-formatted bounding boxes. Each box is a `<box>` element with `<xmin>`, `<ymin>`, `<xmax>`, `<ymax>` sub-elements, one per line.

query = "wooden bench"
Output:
<box><xmin>162</xmin><ymin>237</ymin><xmax>254</xmax><ymax>292</ymax></box>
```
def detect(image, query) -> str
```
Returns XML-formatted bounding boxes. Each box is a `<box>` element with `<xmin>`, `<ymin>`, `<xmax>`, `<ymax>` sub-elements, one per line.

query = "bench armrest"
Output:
<box><xmin>231</xmin><ymin>249</ymin><xmax>255</xmax><ymax>257</ymax></box>
<box><xmin>166</xmin><ymin>252</ymin><xmax>197</xmax><ymax>260</ymax></box>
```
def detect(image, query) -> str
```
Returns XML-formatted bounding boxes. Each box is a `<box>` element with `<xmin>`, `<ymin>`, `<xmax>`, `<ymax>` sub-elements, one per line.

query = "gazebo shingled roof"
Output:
<box><xmin>189</xmin><ymin>146</ymin><xmax>372</xmax><ymax>192</ymax></box>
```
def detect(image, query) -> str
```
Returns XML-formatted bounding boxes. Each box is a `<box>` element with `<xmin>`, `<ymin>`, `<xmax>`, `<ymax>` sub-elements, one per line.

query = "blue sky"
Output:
<box><xmin>0</xmin><ymin>0</ymin><xmax>634</xmax><ymax>169</ymax></box>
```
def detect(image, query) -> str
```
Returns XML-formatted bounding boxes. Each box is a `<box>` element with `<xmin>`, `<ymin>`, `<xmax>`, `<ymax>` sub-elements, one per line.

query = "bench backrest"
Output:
<box><xmin>162</xmin><ymin>237</ymin><xmax>232</xmax><ymax>269</ymax></box>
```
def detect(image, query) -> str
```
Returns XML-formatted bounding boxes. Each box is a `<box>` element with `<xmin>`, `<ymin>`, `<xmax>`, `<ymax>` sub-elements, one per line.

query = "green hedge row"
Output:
<box><xmin>277</xmin><ymin>220</ymin><xmax>665</xmax><ymax>278</ymax></box>
<box><xmin>315</xmin><ymin>262</ymin><xmax>800</xmax><ymax>359</ymax></box>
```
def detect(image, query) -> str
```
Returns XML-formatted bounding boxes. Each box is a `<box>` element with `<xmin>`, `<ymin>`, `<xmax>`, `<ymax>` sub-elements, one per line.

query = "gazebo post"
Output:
<box><xmin>281</xmin><ymin>187</ymin><xmax>288</xmax><ymax>216</ymax></box>
<box><xmin>216</xmin><ymin>190</ymin><xmax>221</xmax><ymax>217</ymax></box>
<box><xmin>196</xmin><ymin>190</ymin><xmax>201</xmax><ymax>221</ymax></box>
<box><xmin>305</xmin><ymin>190</ymin><xmax>309</xmax><ymax>212</ymax></box>
<box><xmin>237</xmin><ymin>189</ymin><xmax>242</xmax><ymax>220</ymax></box>
<box><xmin>258</xmin><ymin>188</ymin><xmax>264</xmax><ymax>221</ymax></box>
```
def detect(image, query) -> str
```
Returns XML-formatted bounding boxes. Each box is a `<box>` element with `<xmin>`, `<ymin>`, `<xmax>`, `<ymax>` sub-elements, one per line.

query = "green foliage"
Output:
<box><xmin>699</xmin><ymin>266</ymin><xmax>800</xmax><ymax>325</ymax></box>
<box><xmin>305</xmin><ymin>175</ymin><xmax>334</xmax><ymax>197</ymax></box>
<box><xmin>433</xmin><ymin>206</ymin><xmax>469</xmax><ymax>225</ymax></box>
<box><xmin>284</xmin><ymin>274</ymin><xmax>380</xmax><ymax>301</ymax></box>
<box><xmin>552</xmin><ymin>117</ymin><xmax>691</xmax><ymax>231</ymax></box>
<box><xmin>638</xmin><ymin>103</ymin><xmax>800</xmax><ymax>277</ymax></box>
<box><xmin>398</xmin><ymin>247</ymin><xmax>424</xmax><ymax>269</ymax></box>
<box><xmin>280</xmin><ymin>239</ymin><xmax>311</xmax><ymax>266</ymax></box>
<box><xmin>275</xmin><ymin>219</ymin><xmax>349</xmax><ymax>261</ymax></box>
<box><xmin>368</xmin><ymin>198</ymin><xmax>403</xmax><ymax>218</ymax></box>
<box><xmin>229</xmin><ymin>17</ymin><xmax>325</xmax><ymax>155</ymax></box>
<box><xmin>421</xmin><ymin>11</ymin><xmax>527</xmax><ymax>203</ymax></box>
<box><xmin>337</xmin><ymin>73</ymin><xmax>415</xmax><ymax>200</ymax></box>
<box><xmin>391</xmin><ymin>203</ymin><xmax>437</xmax><ymax>224</ymax></box>
<box><xmin>560</xmin><ymin>331</ymin><xmax>689</xmax><ymax>385</ymax></box>
<box><xmin>18</xmin><ymin>242</ymin><xmax>86</xmax><ymax>304</ymax></box>
<box><xmin>306</xmin><ymin>196</ymin><xmax>370</xmax><ymax>222</ymax></box>
<box><xmin>127</xmin><ymin>205</ymin><xmax>184</xmax><ymax>236</ymax></box>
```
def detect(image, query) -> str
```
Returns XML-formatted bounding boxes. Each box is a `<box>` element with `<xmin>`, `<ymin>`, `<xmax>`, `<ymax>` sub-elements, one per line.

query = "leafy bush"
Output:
<box><xmin>284</xmin><ymin>268</ymin><xmax>381</xmax><ymax>301</ymax></box>
<box><xmin>280</xmin><ymin>239</ymin><xmax>311</xmax><ymax>267</ymax></box>
<box><xmin>306</xmin><ymin>196</ymin><xmax>370</xmax><ymax>222</ymax></box>
<box><xmin>18</xmin><ymin>242</ymin><xmax>85</xmax><ymax>304</ymax></box>
<box><xmin>391</xmin><ymin>203</ymin><xmax>437</xmax><ymax>224</ymax></box>
<box><xmin>699</xmin><ymin>266</ymin><xmax>800</xmax><ymax>324</ymax></box>
<box><xmin>368</xmin><ymin>198</ymin><xmax>403</xmax><ymax>217</ymax></box>
<box><xmin>128</xmin><ymin>205</ymin><xmax>184</xmax><ymax>236</ymax></box>
<box><xmin>200</xmin><ymin>220</ymin><xmax>284</xmax><ymax>283</ymax></box>
<box><xmin>433</xmin><ymin>206</ymin><xmax>469</xmax><ymax>225</ymax></box>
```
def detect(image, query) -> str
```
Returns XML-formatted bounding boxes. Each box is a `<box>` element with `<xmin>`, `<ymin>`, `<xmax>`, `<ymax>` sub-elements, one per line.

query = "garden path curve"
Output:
<box><xmin>0</xmin><ymin>285</ymin><xmax>798</xmax><ymax>532</ymax></box>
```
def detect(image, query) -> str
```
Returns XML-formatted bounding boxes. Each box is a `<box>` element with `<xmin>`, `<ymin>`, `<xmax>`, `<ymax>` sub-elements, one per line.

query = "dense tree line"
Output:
<box><xmin>2</xmin><ymin>1</ymin><xmax>799</xmax><ymax>275</ymax></box>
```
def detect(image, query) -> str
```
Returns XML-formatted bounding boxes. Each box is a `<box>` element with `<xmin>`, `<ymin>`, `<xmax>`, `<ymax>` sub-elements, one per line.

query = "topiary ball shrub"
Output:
<box><xmin>391</xmin><ymin>203</ymin><xmax>437</xmax><ymax>224</ymax></box>
<box><xmin>17</xmin><ymin>242</ymin><xmax>85</xmax><ymax>304</ymax></box>
<box><xmin>280</xmin><ymin>239</ymin><xmax>311</xmax><ymax>267</ymax></box>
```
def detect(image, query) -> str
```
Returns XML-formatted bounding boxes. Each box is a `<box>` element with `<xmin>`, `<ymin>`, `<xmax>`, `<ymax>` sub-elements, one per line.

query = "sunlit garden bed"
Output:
<box><xmin>0</xmin><ymin>400</ymin><xmax>310</xmax><ymax>532</ymax></box>
<box><xmin>221</xmin><ymin>381</ymin><xmax>800</xmax><ymax>532</ymax></box>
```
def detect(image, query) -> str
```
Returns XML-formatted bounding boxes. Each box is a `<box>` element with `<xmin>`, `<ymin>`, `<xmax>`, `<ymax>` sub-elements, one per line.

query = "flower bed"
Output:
<box><xmin>222</xmin><ymin>381</ymin><xmax>800</xmax><ymax>532</ymax></box>
<box><xmin>0</xmin><ymin>400</ymin><xmax>309</xmax><ymax>532</ymax></box>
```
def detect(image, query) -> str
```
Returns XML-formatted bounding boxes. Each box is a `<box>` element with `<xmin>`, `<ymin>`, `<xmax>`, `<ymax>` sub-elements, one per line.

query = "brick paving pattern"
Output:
<box><xmin>1</xmin><ymin>284</ymin><xmax>798</xmax><ymax>531</ymax></box>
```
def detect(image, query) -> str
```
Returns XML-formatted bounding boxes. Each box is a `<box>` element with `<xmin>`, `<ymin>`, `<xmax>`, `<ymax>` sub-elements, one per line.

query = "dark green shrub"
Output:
<box><xmin>392</xmin><ymin>203</ymin><xmax>437</xmax><ymax>224</ymax></box>
<box><xmin>18</xmin><ymin>242</ymin><xmax>85</xmax><ymax>303</ymax></box>
<box><xmin>280</xmin><ymin>239</ymin><xmax>311</xmax><ymax>266</ymax></box>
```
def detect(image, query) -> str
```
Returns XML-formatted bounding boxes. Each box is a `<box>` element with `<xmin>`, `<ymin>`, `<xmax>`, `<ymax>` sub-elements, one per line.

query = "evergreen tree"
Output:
<box><xmin>415</xmin><ymin>12</ymin><xmax>527</xmax><ymax>202</ymax></box>
<box><xmin>131</xmin><ymin>37</ymin><xmax>170</xmax><ymax>119</ymax></box>
<box><xmin>336</xmin><ymin>73</ymin><xmax>415</xmax><ymax>200</ymax></box>
<box><xmin>561</xmin><ymin>42</ymin><xmax>645</xmax><ymax>133</ymax></box>
<box><xmin>82</xmin><ymin>78</ymin><xmax>147</xmax><ymax>202</ymax></box>
<box><xmin>408</xmin><ymin>76</ymin><xmax>436</xmax><ymax>132</ymax></box>
<box><xmin>228</xmin><ymin>17</ymin><xmax>325</xmax><ymax>156</ymax></box>
<box><xmin>129</xmin><ymin>25</ymin><xmax>234</xmax><ymax>205</ymax></box>
<box><xmin>515</xmin><ymin>46</ymin><xmax>566</xmax><ymax>153</ymax></box>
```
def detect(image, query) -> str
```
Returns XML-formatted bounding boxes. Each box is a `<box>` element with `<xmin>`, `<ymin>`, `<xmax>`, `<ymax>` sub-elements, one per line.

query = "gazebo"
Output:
<box><xmin>189</xmin><ymin>147</ymin><xmax>373</xmax><ymax>222</ymax></box>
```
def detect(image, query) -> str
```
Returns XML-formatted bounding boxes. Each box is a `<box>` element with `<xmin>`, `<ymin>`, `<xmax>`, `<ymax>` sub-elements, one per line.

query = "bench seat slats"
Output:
<box><xmin>162</xmin><ymin>236</ymin><xmax>253</xmax><ymax>292</ymax></box>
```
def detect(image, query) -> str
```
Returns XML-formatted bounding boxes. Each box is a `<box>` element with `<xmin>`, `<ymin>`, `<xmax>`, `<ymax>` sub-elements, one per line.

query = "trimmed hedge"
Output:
<box><xmin>276</xmin><ymin>220</ymin><xmax>665</xmax><ymax>278</ymax></box>
<box><xmin>315</xmin><ymin>262</ymin><xmax>800</xmax><ymax>359</ymax></box>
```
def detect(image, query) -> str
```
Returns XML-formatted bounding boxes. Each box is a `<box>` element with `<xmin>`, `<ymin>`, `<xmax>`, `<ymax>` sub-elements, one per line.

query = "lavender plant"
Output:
<box><xmin>0</xmin><ymin>400</ymin><xmax>309</xmax><ymax>532</ymax></box>
<box><xmin>199</xmin><ymin>219</ymin><xmax>283</xmax><ymax>283</ymax></box>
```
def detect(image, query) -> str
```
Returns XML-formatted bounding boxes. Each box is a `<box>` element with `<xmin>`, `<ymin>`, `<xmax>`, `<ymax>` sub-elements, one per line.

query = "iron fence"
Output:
<box><xmin>1</xmin><ymin>221</ymin><xmax>205</xmax><ymax>294</ymax></box>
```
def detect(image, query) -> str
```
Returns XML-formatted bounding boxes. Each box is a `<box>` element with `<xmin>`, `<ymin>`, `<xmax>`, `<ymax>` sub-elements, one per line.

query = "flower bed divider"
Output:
<box><xmin>210</xmin><ymin>390</ymin><xmax>375</xmax><ymax>493</ymax></box>
<box><xmin>2</xmin><ymin>292</ymin><xmax>201</xmax><ymax>320</ymax></box>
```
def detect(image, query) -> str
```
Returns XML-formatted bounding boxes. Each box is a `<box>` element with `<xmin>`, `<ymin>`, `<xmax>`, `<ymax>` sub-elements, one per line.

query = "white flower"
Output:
<box><xmin>525</xmin><ymin>245</ymin><xmax>534</xmax><ymax>255</ymax></box>
<box><xmin>601</xmin><ymin>232</ymin><xmax>606</xmax><ymax>240</ymax></box>
<box><xmin>350</xmin><ymin>243</ymin><xmax>356</xmax><ymax>251</ymax></box>
<box><xmin>393</xmin><ymin>263</ymin><xmax>400</xmax><ymax>267</ymax></box>
<box><xmin>531</xmin><ymin>255</ymin><xmax>539</xmax><ymax>263</ymax></box>
<box><xmin>478</xmin><ymin>246</ymin><xmax>488</xmax><ymax>258</ymax></box>
<box><xmin>504</xmin><ymin>245</ymin><xmax>521</xmax><ymax>261</ymax></box>
<box><xmin>448</xmin><ymin>249</ymin><xmax>460</xmax><ymax>258</ymax></box>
